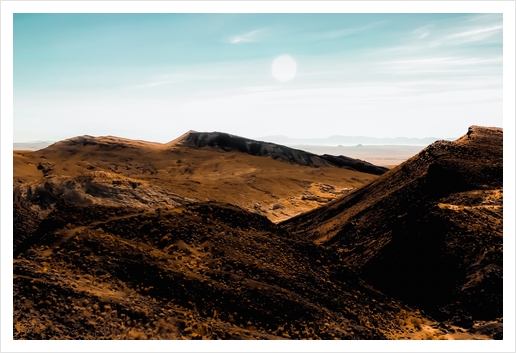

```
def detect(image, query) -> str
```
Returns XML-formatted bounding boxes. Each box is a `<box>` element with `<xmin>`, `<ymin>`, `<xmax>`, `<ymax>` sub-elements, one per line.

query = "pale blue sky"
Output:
<box><xmin>14</xmin><ymin>13</ymin><xmax>503</xmax><ymax>142</ymax></box>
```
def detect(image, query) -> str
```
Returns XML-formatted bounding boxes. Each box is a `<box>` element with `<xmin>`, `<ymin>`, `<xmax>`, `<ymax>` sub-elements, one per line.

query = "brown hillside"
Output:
<box><xmin>14</xmin><ymin>133</ymin><xmax>381</xmax><ymax>223</ymax></box>
<box><xmin>14</xmin><ymin>202</ymin><xmax>462</xmax><ymax>340</ymax></box>
<box><xmin>281</xmin><ymin>126</ymin><xmax>503</xmax><ymax>324</ymax></box>
<box><xmin>13</xmin><ymin>128</ymin><xmax>501</xmax><ymax>340</ymax></box>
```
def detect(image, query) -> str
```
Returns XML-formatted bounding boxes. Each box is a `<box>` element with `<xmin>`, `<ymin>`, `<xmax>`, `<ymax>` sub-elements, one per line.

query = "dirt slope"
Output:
<box><xmin>14</xmin><ymin>133</ymin><xmax>382</xmax><ymax>223</ymax></box>
<box><xmin>281</xmin><ymin>126</ymin><xmax>503</xmax><ymax>326</ymax></box>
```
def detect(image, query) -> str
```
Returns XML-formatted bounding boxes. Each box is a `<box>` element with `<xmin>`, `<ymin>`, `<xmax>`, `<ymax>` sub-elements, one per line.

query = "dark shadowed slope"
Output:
<box><xmin>14</xmin><ymin>202</ymin><xmax>451</xmax><ymax>340</ymax></box>
<box><xmin>175</xmin><ymin>131</ymin><xmax>388</xmax><ymax>175</ymax></box>
<box><xmin>281</xmin><ymin>126</ymin><xmax>503</xmax><ymax>324</ymax></box>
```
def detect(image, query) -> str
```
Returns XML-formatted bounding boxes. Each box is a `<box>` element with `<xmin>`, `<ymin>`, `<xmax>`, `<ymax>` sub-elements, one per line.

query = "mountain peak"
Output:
<box><xmin>165</xmin><ymin>130</ymin><xmax>199</xmax><ymax>146</ymax></box>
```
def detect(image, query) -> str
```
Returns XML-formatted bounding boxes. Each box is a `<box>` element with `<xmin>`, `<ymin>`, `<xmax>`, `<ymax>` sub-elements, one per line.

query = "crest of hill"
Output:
<box><xmin>14</xmin><ymin>132</ymin><xmax>383</xmax><ymax>223</ymax></box>
<box><xmin>172</xmin><ymin>131</ymin><xmax>388</xmax><ymax>175</ymax></box>
<box><xmin>43</xmin><ymin>135</ymin><xmax>163</xmax><ymax>151</ymax></box>
<box><xmin>39</xmin><ymin>133</ymin><xmax>387</xmax><ymax>175</ymax></box>
<box><xmin>281</xmin><ymin>125</ymin><xmax>503</xmax><ymax>323</ymax></box>
<box><xmin>281</xmin><ymin>125</ymin><xmax>502</xmax><ymax>243</ymax></box>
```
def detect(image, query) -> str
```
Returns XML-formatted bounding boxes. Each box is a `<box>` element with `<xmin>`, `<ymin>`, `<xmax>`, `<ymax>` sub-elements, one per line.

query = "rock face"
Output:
<box><xmin>13</xmin><ymin>204</ymin><xmax>41</xmax><ymax>254</ymax></box>
<box><xmin>13</xmin><ymin>172</ymin><xmax>193</xmax><ymax>255</ymax></box>
<box><xmin>282</xmin><ymin>126</ymin><xmax>503</xmax><ymax>322</ymax></box>
<box><xmin>14</xmin><ymin>172</ymin><xmax>192</xmax><ymax>213</ymax></box>
<box><xmin>177</xmin><ymin>131</ymin><xmax>388</xmax><ymax>175</ymax></box>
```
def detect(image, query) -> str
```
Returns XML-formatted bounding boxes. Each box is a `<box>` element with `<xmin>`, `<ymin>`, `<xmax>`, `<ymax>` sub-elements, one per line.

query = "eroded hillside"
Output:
<box><xmin>14</xmin><ymin>202</ymin><xmax>467</xmax><ymax>340</ymax></box>
<box><xmin>281</xmin><ymin>126</ymin><xmax>503</xmax><ymax>333</ymax></box>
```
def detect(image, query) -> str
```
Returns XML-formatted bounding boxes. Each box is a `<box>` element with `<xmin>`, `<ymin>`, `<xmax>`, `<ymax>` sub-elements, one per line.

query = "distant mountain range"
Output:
<box><xmin>13</xmin><ymin>141</ymin><xmax>55</xmax><ymax>151</ymax></box>
<box><xmin>258</xmin><ymin>135</ymin><xmax>456</xmax><ymax>146</ymax></box>
<box><xmin>14</xmin><ymin>135</ymin><xmax>457</xmax><ymax>151</ymax></box>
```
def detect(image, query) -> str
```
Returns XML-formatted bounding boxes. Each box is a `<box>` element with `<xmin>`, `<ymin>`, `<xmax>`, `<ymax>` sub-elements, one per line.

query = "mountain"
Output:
<box><xmin>12</xmin><ymin>134</ymin><xmax>455</xmax><ymax>152</ymax></box>
<box><xmin>281</xmin><ymin>126</ymin><xmax>503</xmax><ymax>326</ymax></box>
<box><xmin>13</xmin><ymin>132</ymin><xmax>385</xmax><ymax>224</ymax></box>
<box><xmin>13</xmin><ymin>141</ymin><xmax>54</xmax><ymax>151</ymax></box>
<box><xmin>12</xmin><ymin>127</ymin><xmax>503</xmax><ymax>340</ymax></box>
<box><xmin>175</xmin><ymin>131</ymin><xmax>388</xmax><ymax>175</ymax></box>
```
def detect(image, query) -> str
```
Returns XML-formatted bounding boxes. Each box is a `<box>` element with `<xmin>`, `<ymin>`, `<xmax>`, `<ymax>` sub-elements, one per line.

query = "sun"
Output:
<box><xmin>271</xmin><ymin>55</ymin><xmax>297</xmax><ymax>82</ymax></box>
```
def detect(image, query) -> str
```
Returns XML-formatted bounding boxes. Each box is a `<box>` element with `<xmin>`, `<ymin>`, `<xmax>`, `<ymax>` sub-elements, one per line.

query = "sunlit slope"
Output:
<box><xmin>14</xmin><ymin>132</ymin><xmax>383</xmax><ymax>223</ymax></box>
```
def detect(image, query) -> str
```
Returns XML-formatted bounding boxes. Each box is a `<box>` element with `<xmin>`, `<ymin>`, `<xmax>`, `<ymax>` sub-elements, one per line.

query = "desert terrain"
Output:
<box><xmin>289</xmin><ymin>144</ymin><xmax>427</xmax><ymax>168</ymax></box>
<box><xmin>13</xmin><ymin>131</ymin><xmax>386</xmax><ymax>224</ymax></box>
<box><xmin>13</xmin><ymin>126</ymin><xmax>502</xmax><ymax>340</ymax></box>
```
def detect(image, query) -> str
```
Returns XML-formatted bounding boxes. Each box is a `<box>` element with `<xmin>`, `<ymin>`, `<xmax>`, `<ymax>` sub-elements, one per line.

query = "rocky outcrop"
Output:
<box><xmin>14</xmin><ymin>171</ymin><xmax>193</xmax><ymax>215</ymax></box>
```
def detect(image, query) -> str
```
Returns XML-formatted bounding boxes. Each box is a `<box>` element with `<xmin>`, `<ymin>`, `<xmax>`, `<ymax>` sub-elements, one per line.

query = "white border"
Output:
<box><xmin>0</xmin><ymin>1</ymin><xmax>515</xmax><ymax>14</ymax></box>
<box><xmin>1</xmin><ymin>1</ymin><xmax>515</xmax><ymax>352</ymax></box>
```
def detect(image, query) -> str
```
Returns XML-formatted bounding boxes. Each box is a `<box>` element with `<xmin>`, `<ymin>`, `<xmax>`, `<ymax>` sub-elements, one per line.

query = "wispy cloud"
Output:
<box><xmin>413</xmin><ymin>25</ymin><xmax>433</xmax><ymax>39</ymax></box>
<box><xmin>313</xmin><ymin>22</ymin><xmax>381</xmax><ymax>40</ymax></box>
<box><xmin>229</xmin><ymin>29</ymin><xmax>263</xmax><ymax>44</ymax></box>
<box><xmin>129</xmin><ymin>80</ymin><xmax>175</xmax><ymax>89</ymax></box>
<box><xmin>379</xmin><ymin>56</ymin><xmax>502</xmax><ymax>75</ymax></box>
<box><xmin>447</xmin><ymin>25</ymin><xmax>502</xmax><ymax>41</ymax></box>
<box><xmin>427</xmin><ymin>25</ymin><xmax>503</xmax><ymax>47</ymax></box>
<box><xmin>462</xmin><ymin>14</ymin><xmax>503</xmax><ymax>23</ymax></box>
<box><xmin>384</xmin><ymin>21</ymin><xmax>502</xmax><ymax>54</ymax></box>
<box><xmin>121</xmin><ymin>73</ymin><xmax>223</xmax><ymax>91</ymax></box>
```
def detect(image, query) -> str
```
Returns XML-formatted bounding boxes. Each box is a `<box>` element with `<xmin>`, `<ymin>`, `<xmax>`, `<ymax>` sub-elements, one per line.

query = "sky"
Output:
<box><xmin>13</xmin><ymin>13</ymin><xmax>503</xmax><ymax>142</ymax></box>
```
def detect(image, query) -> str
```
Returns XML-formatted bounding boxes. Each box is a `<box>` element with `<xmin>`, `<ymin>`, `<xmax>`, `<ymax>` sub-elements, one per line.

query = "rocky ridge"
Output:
<box><xmin>176</xmin><ymin>131</ymin><xmax>388</xmax><ymax>175</ymax></box>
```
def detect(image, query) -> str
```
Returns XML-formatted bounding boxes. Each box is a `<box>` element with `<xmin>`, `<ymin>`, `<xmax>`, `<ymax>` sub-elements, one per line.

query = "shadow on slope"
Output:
<box><xmin>14</xmin><ymin>202</ymin><xmax>445</xmax><ymax>340</ymax></box>
<box><xmin>281</xmin><ymin>126</ymin><xmax>503</xmax><ymax>326</ymax></box>
<box><xmin>177</xmin><ymin>131</ymin><xmax>388</xmax><ymax>175</ymax></box>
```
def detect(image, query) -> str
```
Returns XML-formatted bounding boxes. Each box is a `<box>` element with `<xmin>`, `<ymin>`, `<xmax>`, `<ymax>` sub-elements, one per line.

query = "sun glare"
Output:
<box><xmin>271</xmin><ymin>55</ymin><xmax>297</xmax><ymax>82</ymax></box>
